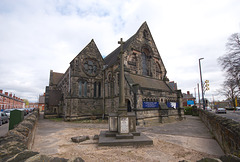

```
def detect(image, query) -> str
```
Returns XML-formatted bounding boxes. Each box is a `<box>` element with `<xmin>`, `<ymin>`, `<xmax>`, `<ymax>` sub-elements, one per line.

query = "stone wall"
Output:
<box><xmin>0</xmin><ymin>110</ymin><xmax>39</xmax><ymax>161</ymax></box>
<box><xmin>136</xmin><ymin>108</ymin><xmax>185</xmax><ymax>126</ymax></box>
<box><xmin>0</xmin><ymin>110</ymin><xmax>84</xmax><ymax>162</ymax></box>
<box><xmin>64</xmin><ymin>98</ymin><xmax>103</xmax><ymax>121</ymax></box>
<box><xmin>199</xmin><ymin>109</ymin><xmax>240</xmax><ymax>157</ymax></box>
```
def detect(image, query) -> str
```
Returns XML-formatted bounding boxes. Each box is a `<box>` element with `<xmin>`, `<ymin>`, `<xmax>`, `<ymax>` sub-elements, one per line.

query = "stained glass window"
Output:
<box><xmin>141</xmin><ymin>52</ymin><xmax>148</xmax><ymax>76</ymax></box>
<box><xmin>84</xmin><ymin>81</ymin><xmax>87</xmax><ymax>97</ymax></box>
<box><xmin>94</xmin><ymin>82</ymin><xmax>97</xmax><ymax>97</ymax></box>
<box><xmin>79</xmin><ymin>81</ymin><xmax>82</xmax><ymax>96</ymax></box>
<box><xmin>83</xmin><ymin>60</ymin><xmax>98</xmax><ymax>76</ymax></box>
<box><xmin>79</xmin><ymin>81</ymin><xmax>87</xmax><ymax>97</ymax></box>
<box><xmin>156</xmin><ymin>62</ymin><xmax>162</xmax><ymax>79</ymax></box>
<box><xmin>98</xmin><ymin>82</ymin><xmax>101</xmax><ymax>97</ymax></box>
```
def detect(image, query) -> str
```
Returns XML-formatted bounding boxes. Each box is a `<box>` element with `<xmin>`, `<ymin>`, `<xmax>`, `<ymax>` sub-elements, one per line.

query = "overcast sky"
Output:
<box><xmin>0</xmin><ymin>0</ymin><xmax>240</xmax><ymax>103</ymax></box>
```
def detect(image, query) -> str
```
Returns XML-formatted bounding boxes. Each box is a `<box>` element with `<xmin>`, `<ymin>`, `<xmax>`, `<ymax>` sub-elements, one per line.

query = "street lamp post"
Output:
<box><xmin>199</xmin><ymin>58</ymin><xmax>205</xmax><ymax>110</ymax></box>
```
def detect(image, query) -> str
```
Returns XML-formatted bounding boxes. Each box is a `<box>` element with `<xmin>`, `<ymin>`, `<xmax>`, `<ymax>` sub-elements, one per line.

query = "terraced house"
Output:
<box><xmin>0</xmin><ymin>90</ymin><xmax>25</xmax><ymax>109</ymax></box>
<box><xmin>45</xmin><ymin>22</ymin><xmax>183</xmax><ymax>125</ymax></box>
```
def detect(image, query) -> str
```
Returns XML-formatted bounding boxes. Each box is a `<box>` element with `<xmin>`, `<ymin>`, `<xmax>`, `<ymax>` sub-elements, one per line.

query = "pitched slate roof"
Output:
<box><xmin>104</xmin><ymin>34</ymin><xmax>136</xmax><ymax>67</ymax></box>
<box><xmin>104</xmin><ymin>22</ymin><xmax>148</xmax><ymax>67</ymax></box>
<box><xmin>183</xmin><ymin>93</ymin><xmax>195</xmax><ymax>99</ymax></box>
<box><xmin>52</xmin><ymin>72</ymin><xmax>63</xmax><ymax>85</ymax></box>
<box><xmin>125</xmin><ymin>73</ymin><xmax>173</xmax><ymax>92</ymax></box>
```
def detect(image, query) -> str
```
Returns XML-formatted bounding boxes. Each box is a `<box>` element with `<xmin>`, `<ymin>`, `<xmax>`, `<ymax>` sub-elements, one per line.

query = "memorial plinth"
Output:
<box><xmin>98</xmin><ymin>101</ymin><xmax>153</xmax><ymax>146</ymax></box>
<box><xmin>98</xmin><ymin>131</ymin><xmax>153</xmax><ymax>146</ymax></box>
<box><xmin>99</xmin><ymin>112</ymin><xmax>153</xmax><ymax>146</ymax></box>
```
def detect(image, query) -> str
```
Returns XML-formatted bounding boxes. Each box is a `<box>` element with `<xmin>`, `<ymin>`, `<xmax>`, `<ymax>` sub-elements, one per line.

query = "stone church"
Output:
<box><xmin>45</xmin><ymin>22</ymin><xmax>184</xmax><ymax>125</ymax></box>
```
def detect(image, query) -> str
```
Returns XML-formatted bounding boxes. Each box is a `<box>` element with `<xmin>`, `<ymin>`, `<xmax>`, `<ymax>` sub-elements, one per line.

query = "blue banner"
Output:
<box><xmin>143</xmin><ymin>102</ymin><xmax>159</xmax><ymax>108</ymax></box>
<box><xmin>187</xmin><ymin>100</ymin><xmax>194</xmax><ymax>105</ymax></box>
<box><xmin>167</xmin><ymin>102</ymin><xmax>179</xmax><ymax>108</ymax></box>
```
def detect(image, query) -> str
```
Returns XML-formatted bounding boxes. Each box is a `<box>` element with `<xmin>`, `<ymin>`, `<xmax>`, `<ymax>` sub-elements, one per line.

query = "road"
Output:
<box><xmin>211</xmin><ymin>110</ymin><xmax>240</xmax><ymax>123</ymax></box>
<box><xmin>0</xmin><ymin>121</ymin><xmax>9</xmax><ymax>137</ymax></box>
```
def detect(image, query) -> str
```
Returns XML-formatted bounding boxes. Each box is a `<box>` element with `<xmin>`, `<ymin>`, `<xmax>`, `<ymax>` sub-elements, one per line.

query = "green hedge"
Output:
<box><xmin>184</xmin><ymin>106</ymin><xmax>192</xmax><ymax>115</ymax></box>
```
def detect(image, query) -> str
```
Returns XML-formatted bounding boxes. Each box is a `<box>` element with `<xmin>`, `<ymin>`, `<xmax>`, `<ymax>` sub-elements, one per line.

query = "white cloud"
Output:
<box><xmin>0</xmin><ymin>0</ymin><xmax>239</xmax><ymax>102</ymax></box>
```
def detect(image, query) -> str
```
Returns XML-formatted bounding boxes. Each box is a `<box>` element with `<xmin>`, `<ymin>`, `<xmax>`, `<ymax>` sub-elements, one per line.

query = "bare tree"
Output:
<box><xmin>218</xmin><ymin>33</ymin><xmax>240</xmax><ymax>94</ymax></box>
<box><xmin>219</xmin><ymin>79</ymin><xmax>238</xmax><ymax>107</ymax></box>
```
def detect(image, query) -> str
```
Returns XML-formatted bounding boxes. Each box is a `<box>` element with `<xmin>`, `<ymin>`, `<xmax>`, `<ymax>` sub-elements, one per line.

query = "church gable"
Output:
<box><xmin>104</xmin><ymin>22</ymin><xmax>167</xmax><ymax>80</ymax></box>
<box><xmin>131</xmin><ymin>22</ymin><xmax>161</xmax><ymax>58</ymax></box>
<box><xmin>123</xmin><ymin>22</ymin><xmax>167</xmax><ymax>80</ymax></box>
<box><xmin>70</xmin><ymin>39</ymin><xmax>104</xmax><ymax>79</ymax></box>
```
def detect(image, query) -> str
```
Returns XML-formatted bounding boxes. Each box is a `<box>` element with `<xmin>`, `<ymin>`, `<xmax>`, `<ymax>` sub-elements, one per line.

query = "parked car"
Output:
<box><xmin>26</xmin><ymin>108</ymin><xmax>34</xmax><ymax>114</ymax></box>
<box><xmin>206</xmin><ymin>107</ymin><xmax>212</xmax><ymax>111</ymax></box>
<box><xmin>236</xmin><ymin>107</ymin><xmax>240</xmax><ymax>111</ymax></box>
<box><xmin>0</xmin><ymin>111</ymin><xmax>9</xmax><ymax>126</ymax></box>
<box><xmin>216</xmin><ymin>108</ymin><xmax>227</xmax><ymax>114</ymax></box>
<box><xmin>17</xmin><ymin>108</ymin><xmax>28</xmax><ymax>116</ymax></box>
<box><xmin>4</xmin><ymin>109</ymin><xmax>14</xmax><ymax>118</ymax></box>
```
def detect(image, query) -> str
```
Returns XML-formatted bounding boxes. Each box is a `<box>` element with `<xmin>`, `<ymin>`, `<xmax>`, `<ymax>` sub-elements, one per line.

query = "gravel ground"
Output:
<box><xmin>31</xmin><ymin>114</ymin><xmax>224</xmax><ymax>162</ymax></box>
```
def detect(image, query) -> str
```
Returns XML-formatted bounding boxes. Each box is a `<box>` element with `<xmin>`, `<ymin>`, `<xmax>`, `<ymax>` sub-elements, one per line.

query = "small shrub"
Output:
<box><xmin>184</xmin><ymin>106</ymin><xmax>192</xmax><ymax>115</ymax></box>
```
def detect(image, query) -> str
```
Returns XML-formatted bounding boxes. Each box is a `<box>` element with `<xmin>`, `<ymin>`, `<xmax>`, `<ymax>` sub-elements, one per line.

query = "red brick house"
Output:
<box><xmin>0</xmin><ymin>89</ymin><xmax>25</xmax><ymax>109</ymax></box>
<box><xmin>182</xmin><ymin>91</ymin><xmax>196</xmax><ymax>107</ymax></box>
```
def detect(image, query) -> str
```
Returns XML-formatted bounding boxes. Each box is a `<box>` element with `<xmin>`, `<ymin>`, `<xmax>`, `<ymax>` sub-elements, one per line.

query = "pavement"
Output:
<box><xmin>0</xmin><ymin>122</ymin><xmax>9</xmax><ymax>137</ymax></box>
<box><xmin>138</xmin><ymin>116</ymin><xmax>224</xmax><ymax>156</ymax></box>
<box><xmin>138</xmin><ymin>115</ymin><xmax>213</xmax><ymax>138</ymax></box>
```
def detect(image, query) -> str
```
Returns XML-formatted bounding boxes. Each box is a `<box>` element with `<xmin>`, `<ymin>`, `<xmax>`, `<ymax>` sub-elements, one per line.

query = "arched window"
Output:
<box><xmin>94</xmin><ymin>82</ymin><xmax>97</xmax><ymax>97</ymax></box>
<box><xmin>108</xmin><ymin>73</ymin><xmax>112</xmax><ymax>82</ymax></box>
<box><xmin>143</xmin><ymin>29</ymin><xmax>149</xmax><ymax>39</ymax></box>
<box><xmin>93</xmin><ymin>82</ymin><xmax>101</xmax><ymax>98</ymax></box>
<box><xmin>141</xmin><ymin>47</ymin><xmax>151</xmax><ymax>76</ymax></box>
<box><xmin>141</xmin><ymin>52</ymin><xmax>148</xmax><ymax>76</ymax></box>
<box><xmin>105</xmin><ymin>82</ymin><xmax>108</xmax><ymax>97</ymax></box>
<box><xmin>156</xmin><ymin>62</ymin><xmax>162</xmax><ymax>79</ymax></box>
<box><xmin>107</xmin><ymin>72</ymin><xmax>112</xmax><ymax>97</ymax></box>
<box><xmin>84</xmin><ymin>81</ymin><xmax>87</xmax><ymax>97</ymax></box>
<box><xmin>98</xmin><ymin>82</ymin><xmax>101</xmax><ymax>97</ymax></box>
<box><xmin>79</xmin><ymin>80</ymin><xmax>87</xmax><ymax>97</ymax></box>
<box><xmin>79</xmin><ymin>81</ymin><xmax>82</xmax><ymax>96</ymax></box>
<box><xmin>127</xmin><ymin>99</ymin><xmax>131</xmax><ymax>112</ymax></box>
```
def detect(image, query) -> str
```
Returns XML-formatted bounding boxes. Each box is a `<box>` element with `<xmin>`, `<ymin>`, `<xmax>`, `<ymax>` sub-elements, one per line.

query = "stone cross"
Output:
<box><xmin>118</xmin><ymin>38</ymin><xmax>126</xmax><ymax>113</ymax></box>
<box><xmin>118</xmin><ymin>38</ymin><xmax>125</xmax><ymax>55</ymax></box>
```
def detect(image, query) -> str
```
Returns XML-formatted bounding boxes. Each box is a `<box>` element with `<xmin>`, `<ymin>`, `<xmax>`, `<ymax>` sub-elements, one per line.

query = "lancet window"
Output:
<box><xmin>79</xmin><ymin>80</ymin><xmax>87</xmax><ymax>97</ymax></box>
<box><xmin>141</xmin><ymin>47</ymin><xmax>151</xmax><ymax>76</ymax></box>
<box><xmin>156</xmin><ymin>62</ymin><xmax>162</xmax><ymax>79</ymax></box>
